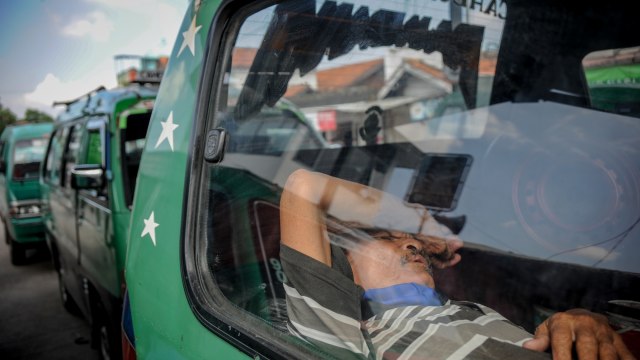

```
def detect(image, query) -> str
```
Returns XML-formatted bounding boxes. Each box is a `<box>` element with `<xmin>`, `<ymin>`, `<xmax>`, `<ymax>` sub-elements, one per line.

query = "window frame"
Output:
<box><xmin>10</xmin><ymin>138</ymin><xmax>48</xmax><ymax>181</ymax></box>
<box><xmin>43</xmin><ymin>126</ymin><xmax>71</xmax><ymax>186</ymax></box>
<box><xmin>0</xmin><ymin>139</ymin><xmax>7</xmax><ymax>175</ymax></box>
<box><xmin>180</xmin><ymin>1</ymin><xmax>640</xmax><ymax>358</ymax></box>
<box><xmin>181</xmin><ymin>1</ymin><xmax>332</xmax><ymax>359</ymax></box>
<box><xmin>77</xmin><ymin>117</ymin><xmax>109</xmax><ymax>207</ymax></box>
<box><xmin>62</xmin><ymin>124</ymin><xmax>84</xmax><ymax>189</ymax></box>
<box><xmin>117</xmin><ymin>109</ymin><xmax>153</xmax><ymax>208</ymax></box>
<box><xmin>41</xmin><ymin>129</ymin><xmax>54</xmax><ymax>182</ymax></box>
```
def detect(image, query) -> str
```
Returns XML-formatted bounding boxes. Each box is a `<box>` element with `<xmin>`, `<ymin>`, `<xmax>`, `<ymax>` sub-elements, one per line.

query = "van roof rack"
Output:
<box><xmin>130</xmin><ymin>79</ymin><xmax>162</xmax><ymax>86</ymax></box>
<box><xmin>52</xmin><ymin>86</ymin><xmax>106</xmax><ymax>107</ymax></box>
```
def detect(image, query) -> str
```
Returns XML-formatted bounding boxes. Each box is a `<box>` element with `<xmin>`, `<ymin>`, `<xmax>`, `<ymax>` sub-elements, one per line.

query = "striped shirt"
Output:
<box><xmin>281</xmin><ymin>245</ymin><xmax>550</xmax><ymax>359</ymax></box>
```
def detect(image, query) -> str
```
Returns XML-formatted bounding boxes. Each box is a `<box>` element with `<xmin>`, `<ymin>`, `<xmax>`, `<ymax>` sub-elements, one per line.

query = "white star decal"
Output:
<box><xmin>155</xmin><ymin>111</ymin><xmax>179</xmax><ymax>151</ymax></box>
<box><xmin>195</xmin><ymin>0</ymin><xmax>202</xmax><ymax>12</ymax></box>
<box><xmin>141</xmin><ymin>211</ymin><xmax>159</xmax><ymax>246</ymax></box>
<box><xmin>178</xmin><ymin>17</ymin><xmax>202</xmax><ymax>57</ymax></box>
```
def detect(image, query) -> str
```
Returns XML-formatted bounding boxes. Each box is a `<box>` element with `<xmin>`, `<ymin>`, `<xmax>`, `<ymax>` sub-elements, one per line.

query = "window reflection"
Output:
<box><xmin>583</xmin><ymin>46</ymin><xmax>640</xmax><ymax>118</ymax></box>
<box><xmin>199</xmin><ymin>0</ymin><xmax>640</xmax><ymax>357</ymax></box>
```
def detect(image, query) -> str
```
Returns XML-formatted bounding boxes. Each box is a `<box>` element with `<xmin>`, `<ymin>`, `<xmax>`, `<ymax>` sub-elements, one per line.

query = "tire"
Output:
<box><xmin>10</xmin><ymin>238</ymin><xmax>26</xmax><ymax>266</ymax></box>
<box><xmin>57</xmin><ymin>268</ymin><xmax>82</xmax><ymax>316</ymax></box>
<box><xmin>94</xmin><ymin>313</ymin><xmax>121</xmax><ymax>360</ymax></box>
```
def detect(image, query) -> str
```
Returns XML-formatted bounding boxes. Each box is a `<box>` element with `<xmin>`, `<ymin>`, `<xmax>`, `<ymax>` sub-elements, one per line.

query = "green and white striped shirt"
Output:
<box><xmin>281</xmin><ymin>245</ymin><xmax>549</xmax><ymax>360</ymax></box>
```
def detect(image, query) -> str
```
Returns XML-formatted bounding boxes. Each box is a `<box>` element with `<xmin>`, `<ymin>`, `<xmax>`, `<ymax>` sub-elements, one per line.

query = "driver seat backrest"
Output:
<box><xmin>249</xmin><ymin>200</ymin><xmax>290</xmax><ymax>332</ymax></box>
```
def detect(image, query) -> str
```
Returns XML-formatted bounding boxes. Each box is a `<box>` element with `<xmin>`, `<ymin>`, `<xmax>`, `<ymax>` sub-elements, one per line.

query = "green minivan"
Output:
<box><xmin>123</xmin><ymin>0</ymin><xmax>640</xmax><ymax>359</ymax></box>
<box><xmin>0</xmin><ymin>123</ymin><xmax>53</xmax><ymax>265</ymax></box>
<box><xmin>41</xmin><ymin>84</ymin><xmax>156</xmax><ymax>359</ymax></box>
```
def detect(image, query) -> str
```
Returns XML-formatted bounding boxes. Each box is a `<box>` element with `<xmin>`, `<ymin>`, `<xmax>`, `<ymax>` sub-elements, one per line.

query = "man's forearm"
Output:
<box><xmin>280</xmin><ymin>169</ymin><xmax>393</xmax><ymax>266</ymax></box>
<box><xmin>280</xmin><ymin>169</ymin><xmax>461</xmax><ymax>267</ymax></box>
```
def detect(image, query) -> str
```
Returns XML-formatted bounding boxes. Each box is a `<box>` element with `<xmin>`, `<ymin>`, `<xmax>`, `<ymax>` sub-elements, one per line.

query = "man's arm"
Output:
<box><xmin>280</xmin><ymin>168</ymin><xmax>388</xmax><ymax>266</ymax></box>
<box><xmin>280</xmin><ymin>169</ymin><xmax>462</xmax><ymax>267</ymax></box>
<box><xmin>280</xmin><ymin>169</ymin><xmax>335</xmax><ymax>266</ymax></box>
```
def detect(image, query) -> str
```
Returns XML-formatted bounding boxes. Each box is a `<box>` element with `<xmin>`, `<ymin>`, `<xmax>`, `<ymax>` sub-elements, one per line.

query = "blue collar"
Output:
<box><xmin>363</xmin><ymin>283</ymin><xmax>443</xmax><ymax>307</ymax></box>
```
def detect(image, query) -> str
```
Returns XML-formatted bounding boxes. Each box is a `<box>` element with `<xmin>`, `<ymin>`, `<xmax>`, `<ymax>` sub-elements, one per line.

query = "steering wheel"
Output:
<box><xmin>480</xmin><ymin>117</ymin><xmax>640</xmax><ymax>256</ymax></box>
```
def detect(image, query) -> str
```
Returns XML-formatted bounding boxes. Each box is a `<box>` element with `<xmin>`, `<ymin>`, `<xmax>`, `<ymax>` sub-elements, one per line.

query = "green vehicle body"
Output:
<box><xmin>123</xmin><ymin>1</ymin><xmax>640</xmax><ymax>359</ymax></box>
<box><xmin>0</xmin><ymin>123</ymin><xmax>53</xmax><ymax>264</ymax></box>
<box><xmin>41</xmin><ymin>85</ymin><xmax>156</xmax><ymax>359</ymax></box>
<box><xmin>584</xmin><ymin>63</ymin><xmax>640</xmax><ymax>117</ymax></box>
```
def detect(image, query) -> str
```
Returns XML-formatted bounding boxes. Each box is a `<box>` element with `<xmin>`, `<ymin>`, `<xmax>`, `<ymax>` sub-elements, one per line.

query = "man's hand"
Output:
<box><xmin>523</xmin><ymin>309</ymin><xmax>635</xmax><ymax>360</ymax></box>
<box><xmin>415</xmin><ymin>233</ymin><xmax>463</xmax><ymax>269</ymax></box>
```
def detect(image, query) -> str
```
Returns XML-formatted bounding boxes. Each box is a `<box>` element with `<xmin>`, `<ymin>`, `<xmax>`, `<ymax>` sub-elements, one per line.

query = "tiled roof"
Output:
<box><xmin>479</xmin><ymin>57</ymin><xmax>497</xmax><ymax>76</ymax></box>
<box><xmin>284</xmin><ymin>84</ymin><xmax>311</xmax><ymax>97</ymax></box>
<box><xmin>232</xmin><ymin>48</ymin><xmax>258</xmax><ymax>68</ymax></box>
<box><xmin>316</xmin><ymin>59</ymin><xmax>384</xmax><ymax>91</ymax></box>
<box><xmin>404</xmin><ymin>59</ymin><xmax>449</xmax><ymax>82</ymax></box>
<box><xmin>407</xmin><ymin>57</ymin><xmax>498</xmax><ymax>77</ymax></box>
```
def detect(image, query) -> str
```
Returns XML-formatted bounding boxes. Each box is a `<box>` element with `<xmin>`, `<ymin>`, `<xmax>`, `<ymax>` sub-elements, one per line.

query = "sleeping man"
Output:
<box><xmin>279</xmin><ymin>169</ymin><xmax>634</xmax><ymax>360</ymax></box>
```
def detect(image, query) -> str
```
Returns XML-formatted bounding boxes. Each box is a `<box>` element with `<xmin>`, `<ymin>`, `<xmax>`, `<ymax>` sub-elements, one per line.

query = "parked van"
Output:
<box><xmin>124</xmin><ymin>0</ymin><xmax>639</xmax><ymax>359</ymax></box>
<box><xmin>42</xmin><ymin>85</ymin><xmax>156</xmax><ymax>359</ymax></box>
<box><xmin>0</xmin><ymin>123</ymin><xmax>53</xmax><ymax>265</ymax></box>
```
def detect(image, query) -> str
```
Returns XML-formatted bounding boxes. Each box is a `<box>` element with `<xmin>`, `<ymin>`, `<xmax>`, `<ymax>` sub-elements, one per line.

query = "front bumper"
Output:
<box><xmin>8</xmin><ymin>216</ymin><xmax>45</xmax><ymax>244</ymax></box>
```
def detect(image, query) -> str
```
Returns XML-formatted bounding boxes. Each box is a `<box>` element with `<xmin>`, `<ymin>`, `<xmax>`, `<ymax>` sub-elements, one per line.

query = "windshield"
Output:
<box><xmin>12</xmin><ymin>137</ymin><xmax>48</xmax><ymax>180</ymax></box>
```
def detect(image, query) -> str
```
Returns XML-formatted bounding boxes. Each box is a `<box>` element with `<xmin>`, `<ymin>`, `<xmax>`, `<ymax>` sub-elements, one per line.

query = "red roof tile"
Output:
<box><xmin>232</xmin><ymin>48</ymin><xmax>258</xmax><ymax>69</ymax></box>
<box><xmin>316</xmin><ymin>59</ymin><xmax>384</xmax><ymax>91</ymax></box>
<box><xmin>479</xmin><ymin>57</ymin><xmax>497</xmax><ymax>76</ymax></box>
<box><xmin>284</xmin><ymin>84</ymin><xmax>311</xmax><ymax>97</ymax></box>
<box><xmin>404</xmin><ymin>59</ymin><xmax>449</xmax><ymax>82</ymax></box>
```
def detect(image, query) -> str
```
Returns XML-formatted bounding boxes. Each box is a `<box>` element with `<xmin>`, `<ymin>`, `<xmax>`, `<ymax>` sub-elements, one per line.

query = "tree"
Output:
<box><xmin>22</xmin><ymin>108</ymin><xmax>54</xmax><ymax>123</ymax></box>
<box><xmin>0</xmin><ymin>102</ymin><xmax>17</xmax><ymax>134</ymax></box>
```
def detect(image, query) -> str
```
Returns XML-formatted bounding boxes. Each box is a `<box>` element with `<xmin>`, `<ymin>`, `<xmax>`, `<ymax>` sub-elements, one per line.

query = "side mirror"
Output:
<box><xmin>71</xmin><ymin>164</ymin><xmax>104</xmax><ymax>189</ymax></box>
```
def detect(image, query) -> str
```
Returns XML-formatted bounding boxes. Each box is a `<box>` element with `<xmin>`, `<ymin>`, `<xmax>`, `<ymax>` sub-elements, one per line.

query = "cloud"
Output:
<box><xmin>8</xmin><ymin>0</ymin><xmax>187</xmax><ymax>117</ymax></box>
<box><xmin>62</xmin><ymin>11</ymin><xmax>114</xmax><ymax>42</ymax></box>
<box><xmin>24</xmin><ymin>73</ymin><xmax>73</xmax><ymax>107</ymax></box>
<box><xmin>115</xmin><ymin>3</ymin><xmax>184</xmax><ymax>57</ymax></box>
<box><xmin>69</xmin><ymin>0</ymin><xmax>185</xmax><ymax>57</ymax></box>
<box><xmin>24</xmin><ymin>59</ymin><xmax>117</xmax><ymax>112</ymax></box>
<box><xmin>87</xmin><ymin>0</ymin><xmax>169</xmax><ymax>13</ymax></box>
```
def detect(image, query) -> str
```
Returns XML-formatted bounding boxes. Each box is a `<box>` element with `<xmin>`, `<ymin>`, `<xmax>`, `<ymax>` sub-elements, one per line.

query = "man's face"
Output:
<box><xmin>346</xmin><ymin>230</ymin><xmax>436</xmax><ymax>290</ymax></box>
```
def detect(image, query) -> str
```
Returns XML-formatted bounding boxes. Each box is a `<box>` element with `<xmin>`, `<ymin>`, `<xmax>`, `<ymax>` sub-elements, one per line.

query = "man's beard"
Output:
<box><xmin>400</xmin><ymin>248</ymin><xmax>434</xmax><ymax>277</ymax></box>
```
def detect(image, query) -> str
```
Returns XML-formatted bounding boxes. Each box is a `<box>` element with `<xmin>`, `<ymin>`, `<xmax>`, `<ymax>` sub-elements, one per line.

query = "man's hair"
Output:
<box><xmin>325</xmin><ymin>217</ymin><xmax>454</xmax><ymax>281</ymax></box>
<box><xmin>325</xmin><ymin>217</ymin><xmax>413</xmax><ymax>253</ymax></box>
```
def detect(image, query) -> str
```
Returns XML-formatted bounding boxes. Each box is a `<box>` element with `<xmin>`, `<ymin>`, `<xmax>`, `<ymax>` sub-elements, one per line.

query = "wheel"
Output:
<box><xmin>10</xmin><ymin>239</ymin><xmax>26</xmax><ymax>266</ymax></box>
<box><xmin>94</xmin><ymin>314</ymin><xmax>121</xmax><ymax>360</ymax></box>
<box><xmin>98</xmin><ymin>322</ymin><xmax>113</xmax><ymax>360</ymax></box>
<box><xmin>57</xmin><ymin>268</ymin><xmax>82</xmax><ymax>316</ymax></box>
<box><xmin>98</xmin><ymin>322</ymin><xmax>111</xmax><ymax>360</ymax></box>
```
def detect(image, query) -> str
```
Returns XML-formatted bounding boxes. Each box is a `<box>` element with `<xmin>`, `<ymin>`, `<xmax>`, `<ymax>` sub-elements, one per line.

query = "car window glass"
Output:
<box><xmin>582</xmin><ymin>46</ymin><xmax>640</xmax><ymax>118</ymax></box>
<box><xmin>45</xmin><ymin>127</ymin><xmax>69</xmax><ymax>185</ymax></box>
<box><xmin>12</xmin><ymin>137</ymin><xmax>48</xmax><ymax>180</ymax></box>
<box><xmin>200</xmin><ymin>0</ymin><xmax>507</xmax><ymax>346</ymax></box>
<box><xmin>0</xmin><ymin>141</ymin><xmax>5</xmax><ymax>163</ymax></box>
<box><xmin>119</xmin><ymin>111</ymin><xmax>151</xmax><ymax>207</ymax></box>
<box><xmin>191</xmin><ymin>0</ymin><xmax>640</xmax><ymax>357</ymax></box>
<box><xmin>43</xmin><ymin>131</ymin><xmax>56</xmax><ymax>181</ymax></box>
<box><xmin>85</xmin><ymin>131</ymin><xmax>102</xmax><ymax>165</ymax></box>
<box><xmin>81</xmin><ymin>127</ymin><xmax>108</xmax><ymax>200</ymax></box>
<box><xmin>63</xmin><ymin>125</ymin><xmax>82</xmax><ymax>188</ymax></box>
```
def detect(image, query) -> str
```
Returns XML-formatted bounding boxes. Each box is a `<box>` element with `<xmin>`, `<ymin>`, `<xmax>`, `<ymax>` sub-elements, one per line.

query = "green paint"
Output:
<box><xmin>585</xmin><ymin>64</ymin><xmax>640</xmax><ymax>87</ymax></box>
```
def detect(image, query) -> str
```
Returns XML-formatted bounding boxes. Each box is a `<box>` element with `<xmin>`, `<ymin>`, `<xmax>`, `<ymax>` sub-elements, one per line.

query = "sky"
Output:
<box><xmin>0</xmin><ymin>0</ymin><xmax>189</xmax><ymax>118</ymax></box>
